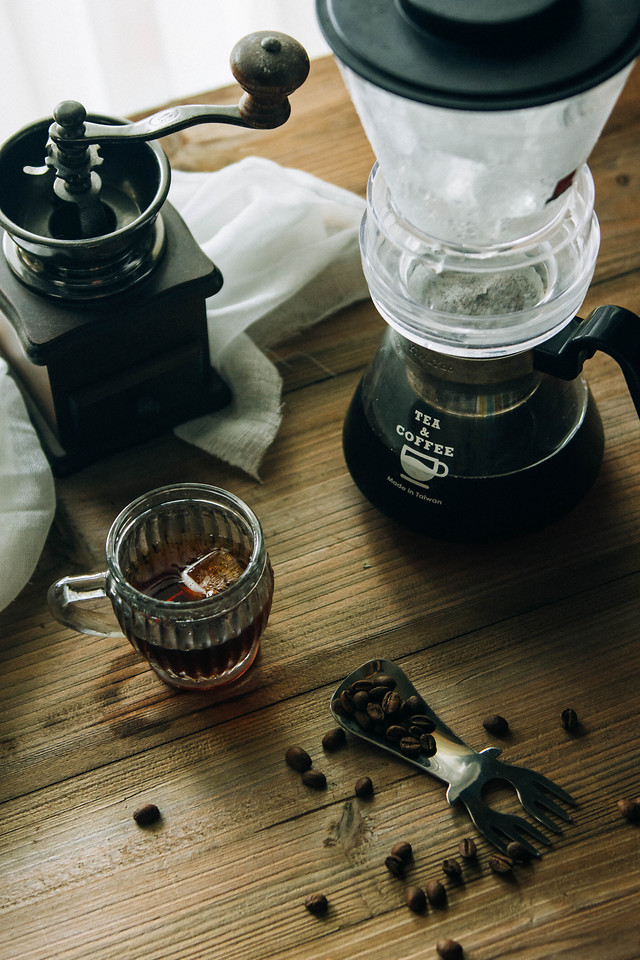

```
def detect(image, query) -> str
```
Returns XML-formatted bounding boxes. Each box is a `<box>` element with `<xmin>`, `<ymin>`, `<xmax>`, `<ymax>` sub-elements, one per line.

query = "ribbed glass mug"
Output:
<box><xmin>48</xmin><ymin>483</ymin><xmax>274</xmax><ymax>690</ymax></box>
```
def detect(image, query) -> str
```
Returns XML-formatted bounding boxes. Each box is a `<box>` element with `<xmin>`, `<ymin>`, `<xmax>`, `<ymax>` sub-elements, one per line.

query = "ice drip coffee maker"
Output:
<box><xmin>317</xmin><ymin>0</ymin><xmax>640</xmax><ymax>539</ymax></box>
<box><xmin>0</xmin><ymin>32</ymin><xmax>309</xmax><ymax>474</ymax></box>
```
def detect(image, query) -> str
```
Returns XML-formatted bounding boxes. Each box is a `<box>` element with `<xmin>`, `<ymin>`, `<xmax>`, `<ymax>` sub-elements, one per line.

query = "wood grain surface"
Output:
<box><xmin>1</xmin><ymin>55</ymin><xmax>640</xmax><ymax>960</ymax></box>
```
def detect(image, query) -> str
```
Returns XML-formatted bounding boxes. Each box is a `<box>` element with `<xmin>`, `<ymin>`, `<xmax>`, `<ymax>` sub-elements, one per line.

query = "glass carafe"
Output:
<box><xmin>343</xmin><ymin>329</ymin><xmax>603</xmax><ymax>540</ymax></box>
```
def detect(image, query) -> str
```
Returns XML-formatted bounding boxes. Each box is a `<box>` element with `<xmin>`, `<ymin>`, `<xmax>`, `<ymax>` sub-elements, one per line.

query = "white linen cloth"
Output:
<box><xmin>0</xmin><ymin>357</ymin><xmax>56</xmax><ymax>612</ymax></box>
<box><xmin>169</xmin><ymin>157</ymin><xmax>368</xmax><ymax>478</ymax></box>
<box><xmin>0</xmin><ymin>157</ymin><xmax>367</xmax><ymax>612</ymax></box>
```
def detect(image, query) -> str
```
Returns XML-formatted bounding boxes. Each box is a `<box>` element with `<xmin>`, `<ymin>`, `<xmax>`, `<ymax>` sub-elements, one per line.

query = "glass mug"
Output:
<box><xmin>48</xmin><ymin>483</ymin><xmax>274</xmax><ymax>690</ymax></box>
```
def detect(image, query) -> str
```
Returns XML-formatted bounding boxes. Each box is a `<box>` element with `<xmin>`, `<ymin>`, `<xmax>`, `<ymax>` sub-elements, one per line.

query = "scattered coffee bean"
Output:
<box><xmin>405</xmin><ymin>885</ymin><xmax>427</xmax><ymax>913</ymax></box>
<box><xmin>301</xmin><ymin>769</ymin><xmax>327</xmax><ymax>789</ymax></box>
<box><xmin>390</xmin><ymin>840</ymin><xmax>413</xmax><ymax>864</ymax></box>
<box><xmin>436</xmin><ymin>938</ymin><xmax>464</xmax><ymax>960</ymax></box>
<box><xmin>426</xmin><ymin>879</ymin><xmax>447</xmax><ymax>907</ymax></box>
<box><xmin>442</xmin><ymin>858</ymin><xmax>462</xmax><ymax>881</ymax></box>
<box><xmin>561</xmin><ymin>707</ymin><xmax>579</xmax><ymax>733</ymax></box>
<box><xmin>376</xmin><ymin>674</ymin><xmax>397</xmax><ymax>689</ymax></box>
<box><xmin>369</xmin><ymin>685</ymin><xmax>389</xmax><ymax>703</ymax></box>
<box><xmin>355</xmin><ymin>776</ymin><xmax>374</xmax><ymax>799</ymax></box>
<box><xmin>488</xmin><ymin>853</ymin><xmax>513</xmax><ymax>874</ymax></box>
<box><xmin>353</xmin><ymin>679</ymin><xmax>373</xmax><ymax>692</ymax></box>
<box><xmin>419</xmin><ymin>733</ymin><xmax>437</xmax><ymax>757</ymax></box>
<box><xmin>384</xmin><ymin>854</ymin><xmax>405</xmax><ymax>877</ymax></box>
<box><xmin>285</xmin><ymin>745</ymin><xmax>312</xmax><ymax>772</ymax></box>
<box><xmin>506</xmin><ymin>840</ymin><xmax>531</xmax><ymax>862</ymax></box>
<box><xmin>458</xmin><ymin>837</ymin><xmax>477</xmax><ymax>859</ymax></box>
<box><xmin>322</xmin><ymin>727</ymin><xmax>346</xmax><ymax>751</ymax></box>
<box><xmin>483</xmin><ymin>714</ymin><xmax>509</xmax><ymax>736</ymax></box>
<box><xmin>617</xmin><ymin>797</ymin><xmax>640</xmax><ymax>822</ymax></box>
<box><xmin>132</xmin><ymin>803</ymin><xmax>160</xmax><ymax>827</ymax></box>
<box><xmin>304</xmin><ymin>892</ymin><xmax>328</xmax><ymax>916</ymax></box>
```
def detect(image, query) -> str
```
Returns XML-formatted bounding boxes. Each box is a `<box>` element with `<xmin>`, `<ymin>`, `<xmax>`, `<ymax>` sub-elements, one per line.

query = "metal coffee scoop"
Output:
<box><xmin>331</xmin><ymin>658</ymin><xmax>577</xmax><ymax>856</ymax></box>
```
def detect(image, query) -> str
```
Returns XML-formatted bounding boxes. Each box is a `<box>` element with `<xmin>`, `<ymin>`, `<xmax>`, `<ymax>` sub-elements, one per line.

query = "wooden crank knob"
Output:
<box><xmin>230</xmin><ymin>31</ymin><xmax>310</xmax><ymax>128</ymax></box>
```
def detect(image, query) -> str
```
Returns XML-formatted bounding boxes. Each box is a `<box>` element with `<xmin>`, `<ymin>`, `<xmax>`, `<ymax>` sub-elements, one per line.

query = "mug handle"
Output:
<box><xmin>48</xmin><ymin>572</ymin><xmax>124</xmax><ymax>638</ymax></box>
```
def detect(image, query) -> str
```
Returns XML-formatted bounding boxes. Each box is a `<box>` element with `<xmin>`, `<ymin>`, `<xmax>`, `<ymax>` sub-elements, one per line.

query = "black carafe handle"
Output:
<box><xmin>533</xmin><ymin>305</ymin><xmax>640</xmax><ymax>419</ymax></box>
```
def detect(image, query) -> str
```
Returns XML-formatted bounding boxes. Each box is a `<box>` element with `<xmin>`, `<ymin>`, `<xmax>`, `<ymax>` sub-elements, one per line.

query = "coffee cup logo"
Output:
<box><xmin>400</xmin><ymin>444</ymin><xmax>449</xmax><ymax>489</ymax></box>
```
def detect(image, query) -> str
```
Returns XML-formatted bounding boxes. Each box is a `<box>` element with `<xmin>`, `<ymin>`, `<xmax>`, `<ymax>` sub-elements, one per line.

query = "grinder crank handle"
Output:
<box><xmin>49</xmin><ymin>31</ymin><xmax>310</xmax><ymax>146</ymax></box>
<box><xmin>533</xmin><ymin>304</ymin><xmax>640</xmax><ymax>419</ymax></box>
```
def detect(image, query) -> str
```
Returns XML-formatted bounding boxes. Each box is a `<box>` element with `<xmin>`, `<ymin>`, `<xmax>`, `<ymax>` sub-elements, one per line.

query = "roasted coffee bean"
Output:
<box><xmin>382</xmin><ymin>690</ymin><xmax>403</xmax><ymax>717</ymax></box>
<box><xmin>403</xmin><ymin>695</ymin><xmax>424</xmax><ymax>715</ymax></box>
<box><xmin>399</xmin><ymin>736</ymin><xmax>421</xmax><ymax>756</ymax></box>
<box><xmin>354</xmin><ymin>710</ymin><xmax>374</xmax><ymax>730</ymax></box>
<box><xmin>385</xmin><ymin>724</ymin><xmax>408</xmax><ymax>742</ymax></box>
<box><xmin>355</xmin><ymin>776</ymin><xmax>374</xmax><ymax>799</ymax></box>
<box><xmin>409</xmin><ymin>714</ymin><xmax>436</xmax><ymax>733</ymax></box>
<box><xmin>133</xmin><ymin>803</ymin><xmax>160</xmax><ymax>827</ymax></box>
<box><xmin>322</xmin><ymin>727</ymin><xmax>346</xmax><ymax>751</ymax></box>
<box><xmin>384</xmin><ymin>854</ymin><xmax>405</xmax><ymax>877</ymax></box>
<box><xmin>488</xmin><ymin>853</ymin><xmax>513</xmax><ymax>874</ymax></box>
<box><xmin>442</xmin><ymin>858</ymin><xmax>462</xmax><ymax>881</ymax></box>
<box><xmin>339</xmin><ymin>690</ymin><xmax>355</xmax><ymax>714</ymax></box>
<box><xmin>506</xmin><ymin>841</ymin><xmax>531</xmax><ymax>862</ymax></box>
<box><xmin>366</xmin><ymin>701</ymin><xmax>385</xmax><ymax>722</ymax></box>
<box><xmin>419</xmin><ymin>733</ymin><xmax>437</xmax><ymax>757</ymax></box>
<box><xmin>285</xmin><ymin>745</ymin><xmax>312</xmax><ymax>772</ymax></box>
<box><xmin>352</xmin><ymin>690</ymin><xmax>370</xmax><ymax>711</ymax></box>
<box><xmin>405</xmin><ymin>885</ymin><xmax>427</xmax><ymax>913</ymax></box>
<box><xmin>353</xmin><ymin>679</ymin><xmax>373</xmax><ymax>692</ymax></box>
<box><xmin>436</xmin><ymin>938</ymin><xmax>464</xmax><ymax>960</ymax></box>
<box><xmin>301</xmin><ymin>769</ymin><xmax>327</xmax><ymax>789</ymax></box>
<box><xmin>390</xmin><ymin>840</ymin><xmax>413</xmax><ymax>864</ymax></box>
<box><xmin>617</xmin><ymin>797</ymin><xmax>640</xmax><ymax>822</ymax></box>
<box><xmin>369</xmin><ymin>685</ymin><xmax>389</xmax><ymax>702</ymax></box>
<box><xmin>375</xmin><ymin>674</ymin><xmax>397</xmax><ymax>689</ymax></box>
<box><xmin>458</xmin><ymin>837</ymin><xmax>477</xmax><ymax>859</ymax></box>
<box><xmin>304</xmin><ymin>892</ymin><xmax>328</xmax><ymax>916</ymax></box>
<box><xmin>483</xmin><ymin>714</ymin><xmax>509</xmax><ymax>736</ymax></box>
<box><xmin>561</xmin><ymin>707</ymin><xmax>579</xmax><ymax>732</ymax></box>
<box><xmin>426</xmin><ymin>879</ymin><xmax>447</xmax><ymax>907</ymax></box>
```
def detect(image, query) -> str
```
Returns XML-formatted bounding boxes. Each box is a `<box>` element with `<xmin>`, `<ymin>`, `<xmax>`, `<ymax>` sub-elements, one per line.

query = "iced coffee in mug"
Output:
<box><xmin>48</xmin><ymin>483</ymin><xmax>274</xmax><ymax>690</ymax></box>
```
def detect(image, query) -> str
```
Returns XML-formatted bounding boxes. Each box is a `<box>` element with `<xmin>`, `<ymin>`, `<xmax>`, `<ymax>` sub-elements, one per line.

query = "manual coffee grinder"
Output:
<box><xmin>317</xmin><ymin>0</ymin><xmax>640</xmax><ymax>540</ymax></box>
<box><xmin>0</xmin><ymin>32</ymin><xmax>309</xmax><ymax>474</ymax></box>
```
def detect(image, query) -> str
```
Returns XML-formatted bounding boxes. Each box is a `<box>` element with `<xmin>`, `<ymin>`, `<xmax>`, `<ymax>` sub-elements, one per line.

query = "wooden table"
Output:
<box><xmin>2</xmin><ymin>56</ymin><xmax>640</xmax><ymax>960</ymax></box>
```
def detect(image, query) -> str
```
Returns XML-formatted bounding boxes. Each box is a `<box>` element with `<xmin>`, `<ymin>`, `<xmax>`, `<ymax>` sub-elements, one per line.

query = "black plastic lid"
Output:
<box><xmin>316</xmin><ymin>0</ymin><xmax>640</xmax><ymax>109</ymax></box>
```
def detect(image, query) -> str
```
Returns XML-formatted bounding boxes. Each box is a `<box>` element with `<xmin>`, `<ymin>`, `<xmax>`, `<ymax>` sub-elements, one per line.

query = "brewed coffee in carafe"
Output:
<box><xmin>317</xmin><ymin>0</ymin><xmax>640</xmax><ymax>540</ymax></box>
<box><xmin>343</xmin><ymin>331</ymin><xmax>604</xmax><ymax>540</ymax></box>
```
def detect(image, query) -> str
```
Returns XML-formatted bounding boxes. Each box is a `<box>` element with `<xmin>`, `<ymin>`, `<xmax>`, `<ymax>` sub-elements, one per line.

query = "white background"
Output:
<box><xmin>0</xmin><ymin>0</ymin><xmax>329</xmax><ymax>142</ymax></box>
